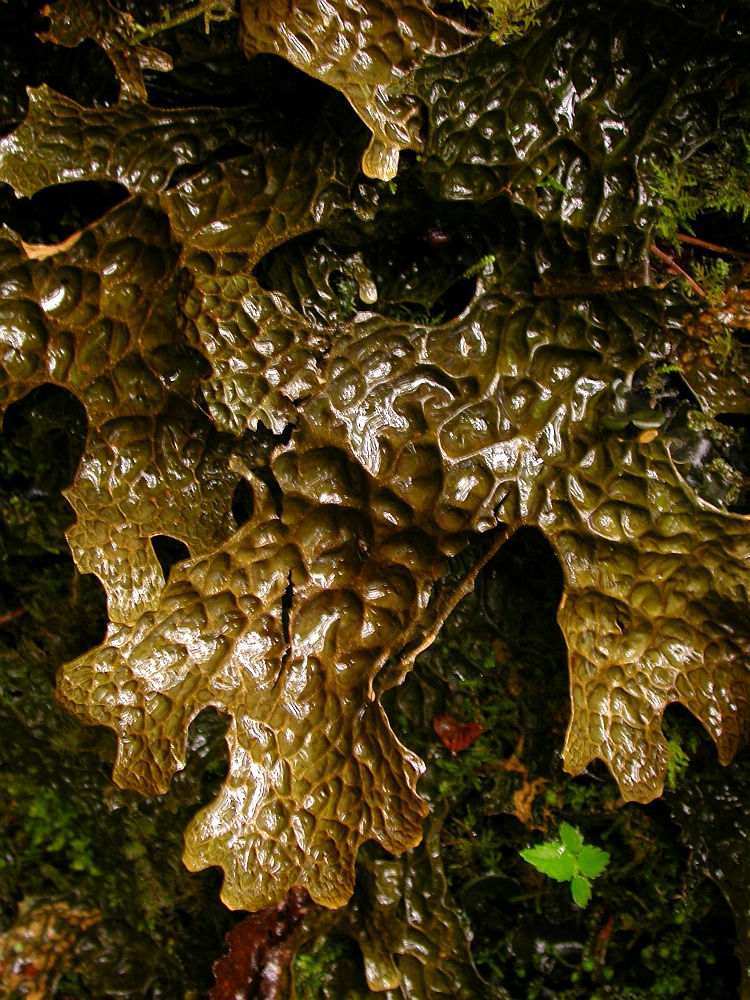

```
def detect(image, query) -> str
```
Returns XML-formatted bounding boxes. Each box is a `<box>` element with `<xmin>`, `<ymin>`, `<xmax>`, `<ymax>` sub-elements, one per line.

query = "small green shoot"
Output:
<box><xmin>133</xmin><ymin>0</ymin><xmax>236</xmax><ymax>43</ymax></box>
<box><xmin>536</xmin><ymin>175</ymin><xmax>567</xmax><ymax>195</ymax></box>
<box><xmin>462</xmin><ymin>254</ymin><xmax>496</xmax><ymax>279</ymax></box>
<box><xmin>520</xmin><ymin>822</ymin><xmax>610</xmax><ymax>907</ymax></box>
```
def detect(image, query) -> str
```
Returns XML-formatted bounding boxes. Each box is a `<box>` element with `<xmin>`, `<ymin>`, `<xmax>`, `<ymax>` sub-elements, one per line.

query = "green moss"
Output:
<box><xmin>648</xmin><ymin>130</ymin><xmax>750</xmax><ymax>246</ymax></box>
<box><xmin>690</xmin><ymin>258</ymin><xmax>731</xmax><ymax>305</ymax></box>
<box><xmin>0</xmin><ymin>774</ymin><xmax>102</xmax><ymax>877</ymax></box>
<box><xmin>456</xmin><ymin>0</ymin><xmax>547</xmax><ymax>41</ymax></box>
<box><xmin>293</xmin><ymin>934</ymin><xmax>361</xmax><ymax>999</ymax></box>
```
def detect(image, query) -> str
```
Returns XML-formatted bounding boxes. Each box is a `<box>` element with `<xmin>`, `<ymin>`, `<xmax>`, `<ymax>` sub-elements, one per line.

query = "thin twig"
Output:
<box><xmin>675</xmin><ymin>233</ymin><xmax>750</xmax><ymax>259</ymax></box>
<box><xmin>400</xmin><ymin>528</ymin><xmax>510</xmax><ymax>668</ymax></box>
<box><xmin>368</xmin><ymin>526</ymin><xmax>511</xmax><ymax>699</ymax></box>
<box><xmin>650</xmin><ymin>244</ymin><xmax>706</xmax><ymax>298</ymax></box>
<box><xmin>0</xmin><ymin>608</ymin><xmax>26</xmax><ymax>627</ymax></box>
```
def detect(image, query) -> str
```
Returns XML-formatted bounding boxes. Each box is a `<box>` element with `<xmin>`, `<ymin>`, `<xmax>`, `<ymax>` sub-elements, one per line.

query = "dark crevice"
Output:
<box><xmin>231</xmin><ymin>477</ymin><xmax>255</xmax><ymax>528</ymax></box>
<box><xmin>0</xmin><ymin>0</ymin><xmax>119</xmax><ymax>137</ymax></box>
<box><xmin>272</xmin><ymin>572</ymin><xmax>295</xmax><ymax>690</ymax></box>
<box><xmin>281</xmin><ymin>573</ymin><xmax>293</xmax><ymax>650</ymax></box>
<box><xmin>689</xmin><ymin>210</ymin><xmax>750</xmax><ymax>257</ymax></box>
<box><xmin>249</xmin><ymin>463</ymin><xmax>284</xmax><ymax>518</ymax></box>
<box><xmin>632</xmin><ymin>361</ymin><xmax>701</xmax><ymax>412</ymax></box>
<box><xmin>166</xmin><ymin>138</ymin><xmax>255</xmax><ymax>190</ymax></box>
<box><xmin>254</xmin><ymin>196</ymin><xmax>501</xmax><ymax>327</ymax></box>
<box><xmin>182</xmin><ymin>706</ymin><xmax>230</xmax><ymax>805</ymax></box>
<box><xmin>0</xmin><ymin>180</ymin><xmax>129</xmax><ymax>244</ymax></box>
<box><xmin>144</xmin><ymin>47</ymin><xmax>335</xmax><ymax>113</ymax></box>
<box><xmin>151</xmin><ymin>534</ymin><xmax>190</xmax><ymax>581</ymax></box>
<box><xmin>716</xmin><ymin>411</ymin><xmax>750</xmax><ymax>431</ymax></box>
<box><xmin>661</xmin><ymin>701</ymin><xmax>716</xmax><ymax>760</ymax></box>
<box><xmin>432</xmin><ymin>275</ymin><xmax>477</xmax><ymax>321</ymax></box>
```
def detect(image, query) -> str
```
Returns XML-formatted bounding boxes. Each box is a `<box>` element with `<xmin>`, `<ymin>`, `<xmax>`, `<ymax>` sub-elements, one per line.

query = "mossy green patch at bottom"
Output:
<box><xmin>383</xmin><ymin>530</ymin><xmax>742</xmax><ymax>1000</ymax></box>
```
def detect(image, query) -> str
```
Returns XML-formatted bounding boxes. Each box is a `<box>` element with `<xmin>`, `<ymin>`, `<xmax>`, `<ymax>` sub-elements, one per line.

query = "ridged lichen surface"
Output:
<box><xmin>1</xmin><ymin>0</ymin><xmax>749</xmax><ymax>951</ymax></box>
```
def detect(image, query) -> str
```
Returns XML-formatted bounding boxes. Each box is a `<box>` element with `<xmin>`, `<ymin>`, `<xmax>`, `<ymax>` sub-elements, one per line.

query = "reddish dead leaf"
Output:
<box><xmin>433</xmin><ymin>715</ymin><xmax>483</xmax><ymax>753</ymax></box>
<box><xmin>210</xmin><ymin>887</ymin><xmax>312</xmax><ymax>1000</ymax></box>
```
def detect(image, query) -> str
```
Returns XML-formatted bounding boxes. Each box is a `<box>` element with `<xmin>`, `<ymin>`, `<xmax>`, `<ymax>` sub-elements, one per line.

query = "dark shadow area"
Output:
<box><xmin>716</xmin><ymin>411</ymin><xmax>750</xmax><ymax>431</ymax></box>
<box><xmin>180</xmin><ymin>706</ymin><xmax>231</xmax><ymax>805</ymax></box>
<box><xmin>662</xmin><ymin>700</ymin><xmax>718</xmax><ymax>763</ymax></box>
<box><xmin>254</xmin><ymin>193</ymin><xmax>508</xmax><ymax>328</ymax></box>
<box><xmin>0</xmin><ymin>180</ymin><xmax>130</xmax><ymax>244</ymax></box>
<box><xmin>231</xmin><ymin>477</ymin><xmax>255</xmax><ymax>528</ymax></box>
<box><xmin>151</xmin><ymin>534</ymin><xmax>190</xmax><ymax>581</ymax></box>
<box><xmin>0</xmin><ymin>1</ymin><xmax>118</xmax><ymax>138</ymax></box>
<box><xmin>0</xmin><ymin>386</ymin><xmax>88</xmax><ymax>572</ymax></box>
<box><xmin>387</xmin><ymin>524</ymin><xmax>742</xmax><ymax>999</ymax></box>
<box><xmin>144</xmin><ymin>34</ymin><xmax>336</xmax><ymax>115</ymax></box>
<box><xmin>166</xmin><ymin>138</ymin><xmax>256</xmax><ymax>190</ymax></box>
<box><xmin>691</xmin><ymin>211</ymin><xmax>750</xmax><ymax>257</ymax></box>
<box><xmin>431</xmin><ymin>275</ymin><xmax>477</xmax><ymax>321</ymax></box>
<box><xmin>1</xmin><ymin>385</ymin><xmax>87</xmax><ymax>499</ymax></box>
<box><xmin>0</xmin><ymin>385</ymin><xmax>108</xmax><ymax>646</ymax></box>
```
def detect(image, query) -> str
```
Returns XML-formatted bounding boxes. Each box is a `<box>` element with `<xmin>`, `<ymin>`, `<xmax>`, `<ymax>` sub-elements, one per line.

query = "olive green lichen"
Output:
<box><xmin>1</xmin><ymin>0</ymin><xmax>749</xmax><ymax>957</ymax></box>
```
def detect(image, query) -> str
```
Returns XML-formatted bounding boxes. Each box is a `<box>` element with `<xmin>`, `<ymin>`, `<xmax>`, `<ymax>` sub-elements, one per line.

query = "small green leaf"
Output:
<box><xmin>577</xmin><ymin>844</ymin><xmax>611</xmax><ymax>878</ymax></box>
<box><xmin>558</xmin><ymin>822</ymin><xmax>585</xmax><ymax>854</ymax></box>
<box><xmin>571</xmin><ymin>875</ymin><xmax>592</xmax><ymax>908</ymax></box>
<box><xmin>520</xmin><ymin>843</ymin><xmax>576</xmax><ymax>881</ymax></box>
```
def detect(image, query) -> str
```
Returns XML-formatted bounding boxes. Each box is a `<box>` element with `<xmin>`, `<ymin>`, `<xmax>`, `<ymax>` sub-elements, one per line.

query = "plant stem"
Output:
<box><xmin>133</xmin><ymin>1</ymin><xmax>235</xmax><ymax>43</ymax></box>
<box><xmin>0</xmin><ymin>608</ymin><xmax>26</xmax><ymax>627</ymax></box>
<box><xmin>676</xmin><ymin>233</ymin><xmax>750</xmax><ymax>259</ymax></box>
<box><xmin>650</xmin><ymin>244</ymin><xmax>706</xmax><ymax>298</ymax></box>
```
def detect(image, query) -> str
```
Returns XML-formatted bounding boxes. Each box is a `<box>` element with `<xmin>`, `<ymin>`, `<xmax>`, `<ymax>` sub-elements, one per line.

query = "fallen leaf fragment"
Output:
<box><xmin>20</xmin><ymin>231</ymin><xmax>82</xmax><ymax>259</ymax></box>
<box><xmin>433</xmin><ymin>714</ymin><xmax>483</xmax><ymax>753</ymax></box>
<box><xmin>0</xmin><ymin>900</ymin><xmax>100</xmax><ymax>1000</ymax></box>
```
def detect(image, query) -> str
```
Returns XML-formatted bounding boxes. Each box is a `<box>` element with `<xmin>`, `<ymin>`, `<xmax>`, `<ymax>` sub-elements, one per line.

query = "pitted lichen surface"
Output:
<box><xmin>39</xmin><ymin>0</ymin><xmax>174</xmax><ymax>101</ymax></box>
<box><xmin>341</xmin><ymin>813</ymin><xmax>504</xmax><ymax>997</ymax></box>
<box><xmin>1</xmin><ymin>0</ymin><xmax>749</xmax><ymax>916</ymax></box>
<box><xmin>238</xmin><ymin>0</ymin><xmax>474</xmax><ymax>181</ymax></box>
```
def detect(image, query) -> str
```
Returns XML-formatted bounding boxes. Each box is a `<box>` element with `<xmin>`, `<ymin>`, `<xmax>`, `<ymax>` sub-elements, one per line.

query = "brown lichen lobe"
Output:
<box><xmin>238</xmin><ymin>0</ymin><xmax>475</xmax><ymax>180</ymax></box>
<box><xmin>1</xmin><ymin>0</ymin><xmax>750</xmax><ymax>922</ymax></box>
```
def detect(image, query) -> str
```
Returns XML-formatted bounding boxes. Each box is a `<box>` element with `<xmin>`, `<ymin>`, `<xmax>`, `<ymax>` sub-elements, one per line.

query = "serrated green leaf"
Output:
<box><xmin>577</xmin><ymin>845</ymin><xmax>611</xmax><ymax>879</ymax></box>
<box><xmin>571</xmin><ymin>876</ymin><xmax>592</xmax><ymax>908</ymax></box>
<box><xmin>520</xmin><ymin>843</ymin><xmax>576</xmax><ymax>882</ymax></box>
<box><xmin>558</xmin><ymin>822</ymin><xmax>584</xmax><ymax>854</ymax></box>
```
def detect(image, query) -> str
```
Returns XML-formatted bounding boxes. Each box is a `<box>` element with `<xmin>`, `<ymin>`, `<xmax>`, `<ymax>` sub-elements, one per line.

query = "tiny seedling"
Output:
<box><xmin>520</xmin><ymin>823</ymin><xmax>610</xmax><ymax>907</ymax></box>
